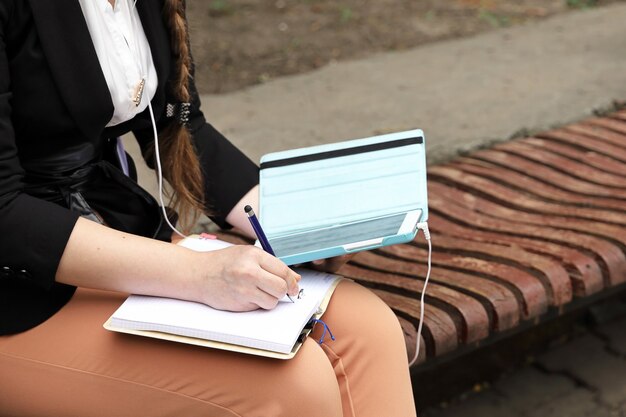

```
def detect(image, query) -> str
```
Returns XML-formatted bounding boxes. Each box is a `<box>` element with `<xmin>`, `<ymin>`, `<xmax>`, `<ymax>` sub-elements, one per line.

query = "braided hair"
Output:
<box><xmin>159</xmin><ymin>0</ymin><xmax>205</xmax><ymax>231</ymax></box>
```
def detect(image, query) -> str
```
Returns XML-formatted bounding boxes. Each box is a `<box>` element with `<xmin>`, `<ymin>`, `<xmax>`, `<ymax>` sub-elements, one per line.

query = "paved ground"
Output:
<box><xmin>124</xmin><ymin>4</ymin><xmax>626</xmax><ymax>415</ymax></box>
<box><xmin>195</xmin><ymin>2</ymin><xmax>626</xmax><ymax>166</ymax></box>
<box><xmin>127</xmin><ymin>2</ymin><xmax>626</xmax><ymax>200</ymax></box>
<box><xmin>422</xmin><ymin>309</ymin><xmax>626</xmax><ymax>417</ymax></box>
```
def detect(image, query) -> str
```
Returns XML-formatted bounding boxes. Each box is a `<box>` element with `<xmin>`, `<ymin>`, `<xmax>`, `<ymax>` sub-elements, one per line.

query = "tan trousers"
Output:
<box><xmin>0</xmin><ymin>280</ymin><xmax>416</xmax><ymax>417</ymax></box>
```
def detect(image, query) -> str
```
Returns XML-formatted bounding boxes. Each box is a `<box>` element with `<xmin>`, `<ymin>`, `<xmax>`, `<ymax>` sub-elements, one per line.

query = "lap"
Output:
<box><xmin>0</xmin><ymin>281</ymin><xmax>406</xmax><ymax>417</ymax></box>
<box><xmin>0</xmin><ymin>287</ymin><xmax>350</xmax><ymax>417</ymax></box>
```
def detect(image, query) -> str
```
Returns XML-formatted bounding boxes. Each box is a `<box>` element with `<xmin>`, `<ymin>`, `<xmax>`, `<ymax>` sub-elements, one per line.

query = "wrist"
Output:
<box><xmin>170</xmin><ymin>245</ymin><xmax>207</xmax><ymax>304</ymax></box>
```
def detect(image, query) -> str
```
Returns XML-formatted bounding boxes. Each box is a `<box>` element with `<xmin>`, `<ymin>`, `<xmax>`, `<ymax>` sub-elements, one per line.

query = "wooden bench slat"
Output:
<box><xmin>522</xmin><ymin>137</ymin><xmax>626</xmax><ymax>176</ymax></box>
<box><xmin>378</xmin><ymin>243</ymin><xmax>549</xmax><ymax>319</ymax></box>
<box><xmin>541</xmin><ymin>128</ymin><xmax>626</xmax><ymax>163</ymax></box>
<box><xmin>453</xmin><ymin>157</ymin><xmax>626</xmax><ymax>212</ymax></box>
<box><xmin>496</xmin><ymin>141</ymin><xmax>626</xmax><ymax>188</ymax></box>
<box><xmin>353</xmin><ymin>251</ymin><xmax>520</xmax><ymax>331</ymax></box>
<box><xmin>410</xmin><ymin>234</ymin><xmax>573</xmax><ymax>307</ymax></box>
<box><xmin>339</xmin><ymin>263</ymin><xmax>490</xmax><ymax>343</ymax></box>
<box><xmin>428</xmin><ymin>215</ymin><xmax>604</xmax><ymax>297</ymax></box>
<box><xmin>585</xmin><ymin>117</ymin><xmax>626</xmax><ymax>138</ymax></box>
<box><xmin>428</xmin><ymin>172</ymin><xmax>626</xmax><ymax>284</ymax></box>
<box><xmin>469</xmin><ymin>148</ymin><xmax>626</xmax><ymax>200</ymax></box>
<box><xmin>428</xmin><ymin>186</ymin><xmax>626</xmax><ymax>287</ymax></box>
<box><xmin>429</xmin><ymin>169</ymin><xmax>626</xmax><ymax>255</ymax></box>
<box><xmin>429</xmin><ymin>168</ymin><xmax>626</xmax><ymax>257</ymax></box>
<box><xmin>373</xmin><ymin>289</ymin><xmax>458</xmax><ymax>357</ymax></box>
<box><xmin>397</xmin><ymin>316</ymin><xmax>427</xmax><ymax>365</ymax></box>
<box><xmin>564</xmin><ymin>123</ymin><xmax>626</xmax><ymax>153</ymax></box>
<box><xmin>429</xmin><ymin>165</ymin><xmax>626</xmax><ymax>227</ymax></box>
<box><xmin>611</xmin><ymin>111</ymin><xmax>626</xmax><ymax>123</ymax></box>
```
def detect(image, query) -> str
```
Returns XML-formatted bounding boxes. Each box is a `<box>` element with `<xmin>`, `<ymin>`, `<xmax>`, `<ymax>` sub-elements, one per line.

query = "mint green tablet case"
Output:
<box><xmin>259</xmin><ymin>129</ymin><xmax>428</xmax><ymax>265</ymax></box>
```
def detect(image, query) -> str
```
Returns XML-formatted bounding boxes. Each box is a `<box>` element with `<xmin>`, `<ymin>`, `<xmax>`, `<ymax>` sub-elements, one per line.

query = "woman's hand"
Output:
<box><xmin>193</xmin><ymin>245</ymin><xmax>301</xmax><ymax>311</ymax></box>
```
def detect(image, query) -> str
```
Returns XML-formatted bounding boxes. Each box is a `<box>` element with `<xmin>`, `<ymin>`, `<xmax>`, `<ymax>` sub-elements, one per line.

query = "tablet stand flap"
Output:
<box><xmin>259</xmin><ymin>129</ymin><xmax>428</xmax><ymax>238</ymax></box>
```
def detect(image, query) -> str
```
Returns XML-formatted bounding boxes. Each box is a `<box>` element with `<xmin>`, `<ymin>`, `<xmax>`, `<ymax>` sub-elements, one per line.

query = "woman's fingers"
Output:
<box><xmin>250</xmin><ymin>287</ymin><xmax>281</xmax><ymax>310</ymax></box>
<box><xmin>198</xmin><ymin>245</ymin><xmax>302</xmax><ymax>311</ymax></box>
<box><xmin>257</xmin><ymin>252</ymin><xmax>301</xmax><ymax>294</ymax></box>
<box><xmin>239</xmin><ymin>258</ymin><xmax>299</xmax><ymax>309</ymax></box>
<box><xmin>255</xmin><ymin>269</ymin><xmax>291</xmax><ymax>299</ymax></box>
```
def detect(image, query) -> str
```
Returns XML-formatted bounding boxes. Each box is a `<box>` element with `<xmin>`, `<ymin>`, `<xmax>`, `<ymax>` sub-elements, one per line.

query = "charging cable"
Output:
<box><xmin>126</xmin><ymin>0</ymin><xmax>187</xmax><ymax>239</ymax></box>
<box><xmin>147</xmin><ymin>101</ymin><xmax>187</xmax><ymax>239</ymax></box>
<box><xmin>408</xmin><ymin>221</ymin><xmax>431</xmax><ymax>367</ymax></box>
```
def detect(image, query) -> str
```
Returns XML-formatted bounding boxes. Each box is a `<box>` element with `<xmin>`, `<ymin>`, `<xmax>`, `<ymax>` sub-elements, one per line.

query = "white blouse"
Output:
<box><xmin>78</xmin><ymin>0</ymin><xmax>158</xmax><ymax>127</ymax></box>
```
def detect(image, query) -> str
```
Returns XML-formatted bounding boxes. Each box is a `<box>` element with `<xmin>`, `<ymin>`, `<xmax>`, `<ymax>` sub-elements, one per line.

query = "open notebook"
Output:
<box><xmin>104</xmin><ymin>236</ymin><xmax>343</xmax><ymax>359</ymax></box>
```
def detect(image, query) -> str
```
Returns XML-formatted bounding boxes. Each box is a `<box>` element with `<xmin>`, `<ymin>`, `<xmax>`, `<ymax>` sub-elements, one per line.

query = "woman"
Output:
<box><xmin>0</xmin><ymin>0</ymin><xmax>417</xmax><ymax>415</ymax></box>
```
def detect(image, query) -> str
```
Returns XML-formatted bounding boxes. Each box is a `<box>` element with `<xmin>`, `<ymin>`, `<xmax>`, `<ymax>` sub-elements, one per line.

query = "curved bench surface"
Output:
<box><xmin>219</xmin><ymin>111</ymin><xmax>626</xmax><ymax>367</ymax></box>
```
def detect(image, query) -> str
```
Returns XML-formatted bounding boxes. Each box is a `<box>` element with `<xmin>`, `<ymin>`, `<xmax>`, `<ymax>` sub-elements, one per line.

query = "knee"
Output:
<box><xmin>275</xmin><ymin>341</ymin><xmax>343</xmax><ymax>417</ymax></box>
<box><xmin>335</xmin><ymin>281</ymin><xmax>404</xmax><ymax>341</ymax></box>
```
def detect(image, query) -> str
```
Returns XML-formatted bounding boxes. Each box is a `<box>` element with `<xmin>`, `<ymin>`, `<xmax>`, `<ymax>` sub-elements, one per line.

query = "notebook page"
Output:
<box><xmin>109</xmin><ymin>268</ymin><xmax>339</xmax><ymax>353</ymax></box>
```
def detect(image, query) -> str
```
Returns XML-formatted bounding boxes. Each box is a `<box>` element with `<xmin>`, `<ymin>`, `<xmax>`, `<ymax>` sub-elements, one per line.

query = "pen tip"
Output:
<box><xmin>244</xmin><ymin>205</ymin><xmax>253</xmax><ymax>214</ymax></box>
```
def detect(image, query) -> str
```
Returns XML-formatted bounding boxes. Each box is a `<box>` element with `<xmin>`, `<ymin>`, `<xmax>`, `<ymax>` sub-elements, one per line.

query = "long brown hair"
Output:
<box><xmin>158</xmin><ymin>0</ymin><xmax>205</xmax><ymax>231</ymax></box>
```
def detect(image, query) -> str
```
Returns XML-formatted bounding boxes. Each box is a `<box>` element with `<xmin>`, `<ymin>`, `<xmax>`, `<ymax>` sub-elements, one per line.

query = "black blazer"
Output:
<box><xmin>0</xmin><ymin>0</ymin><xmax>259</xmax><ymax>334</ymax></box>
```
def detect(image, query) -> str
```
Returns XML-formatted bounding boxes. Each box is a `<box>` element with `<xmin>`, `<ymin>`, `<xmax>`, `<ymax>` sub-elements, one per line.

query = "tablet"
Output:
<box><xmin>259</xmin><ymin>129</ymin><xmax>428</xmax><ymax>265</ymax></box>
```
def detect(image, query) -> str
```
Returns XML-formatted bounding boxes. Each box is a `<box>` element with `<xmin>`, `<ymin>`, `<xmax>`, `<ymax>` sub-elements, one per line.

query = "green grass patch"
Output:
<box><xmin>209</xmin><ymin>0</ymin><xmax>233</xmax><ymax>17</ymax></box>
<box><xmin>339</xmin><ymin>6</ymin><xmax>354</xmax><ymax>23</ymax></box>
<box><xmin>478</xmin><ymin>10</ymin><xmax>510</xmax><ymax>27</ymax></box>
<box><xmin>565</xmin><ymin>0</ymin><xmax>598</xmax><ymax>9</ymax></box>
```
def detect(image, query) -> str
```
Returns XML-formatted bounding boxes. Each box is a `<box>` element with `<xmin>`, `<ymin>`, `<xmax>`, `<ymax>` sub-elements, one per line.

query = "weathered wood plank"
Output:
<box><xmin>611</xmin><ymin>111</ymin><xmax>626</xmax><ymax>121</ymax></box>
<box><xmin>469</xmin><ymin>148</ymin><xmax>626</xmax><ymax>200</ymax></box>
<box><xmin>564</xmin><ymin>123</ymin><xmax>626</xmax><ymax>152</ymax></box>
<box><xmin>452</xmin><ymin>157</ymin><xmax>626</xmax><ymax>212</ymax></box>
<box><xmin>429</xmin><ymin>166</ymin><xmax>626</xmax><ymax>239</ymax></box>
<box><xmin>427</xmin><ymin>183</ymin><xmax>626</xmax><ymax>286</ymax></box>
<box><xmin>427</xmin><ymin>215</ymin><xmax>604</xmax><ymax>297</ymax></box>
<box><xmin>408</xmin><ymin>233</ymin><xmax>573</xmax><ymax>307</ymax></box>
<box><xmin>378</xmin><ymin>243</ymin><xmax>548</xmax><ymax>319</ymax></box>
<box><xmin>353</xmin><ymin>251</ymin><xmax>520</xmax><ymax>331</ymax></box>
<box><xmin>372</xmin><ymin>289</ymin><xmax>458</xmax><ymax>357</ymax></box>
<box><xmin>585</xmin><ymin>117</ymin><xmax>626</xmax><ymax>138</ymax></box>
<box><xmin>339</xmin><ymin>263</ymin><xmax>490</xmax><ymax>343</ymax></box>
<box><xmin>444</xmin><ymin>162</ymin><xmax>626</xmax><ymax>247</ymax></box>
<box><xmin>521</xmin><ymin>137</ymin><xmax>626</xmax><ymax>177</ymax></box>
<box><xmin>397</xmin><ymin>316</ymin><xmax>426</xmax><ymax>365</ymax></box>
<box><xmin>495</xmin><ymin>141</ymin><xmax>626</xmax><ymax>188</ymax></box>
<box><xmin>541</xmin><ymin>127</ymin><xmax>626</xmax><ymax>163</ymax></box>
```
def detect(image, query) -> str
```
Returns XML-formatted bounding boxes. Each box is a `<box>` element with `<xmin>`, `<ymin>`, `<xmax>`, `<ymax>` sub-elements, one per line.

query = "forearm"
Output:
<box><xmin>55</xmin><ymin>217</ymin><xmax>200</xmax><ymax>302</ymax></box>
<box><xmin>225</xmin><ymin>184</ymin><xmax>258</xmax><ymax>239</ymax></box>
<box><xmin>55</xmin><ymin>215</ymin><xmax>300</xmax><ymax>311</ymax></box>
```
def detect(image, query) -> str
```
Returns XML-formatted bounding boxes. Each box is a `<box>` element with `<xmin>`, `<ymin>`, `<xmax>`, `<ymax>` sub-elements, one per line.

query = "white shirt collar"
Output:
<box><xmin>78</xmin><ymin>0</ymin><xmax>158</xmax><ymax>127</ymax></box>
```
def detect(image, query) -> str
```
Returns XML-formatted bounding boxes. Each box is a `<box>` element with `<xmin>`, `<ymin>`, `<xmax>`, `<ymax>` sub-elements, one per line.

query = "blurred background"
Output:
<box><xmin>186</xmin><ymin>0</ymin><xmax>620</xmax><ymax>94</ymax></box>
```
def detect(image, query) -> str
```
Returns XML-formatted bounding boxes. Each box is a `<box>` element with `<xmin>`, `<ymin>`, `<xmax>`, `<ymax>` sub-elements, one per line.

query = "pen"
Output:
<box><xmin>244</xmin><ymin>205</ymin><xmax>295</xmax><ymax>303</ymax></box>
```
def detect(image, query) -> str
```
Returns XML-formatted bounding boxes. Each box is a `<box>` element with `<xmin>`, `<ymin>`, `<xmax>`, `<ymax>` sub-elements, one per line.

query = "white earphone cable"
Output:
<box><xmin>128</xmin><ymin>0</ymin><xmax>187</xmax><ymax>239</ymax></box>
<box><xmin>409</xmin><ymin>222</ymin><xmax>431</xmax><ymax>367</ymax></box>
<box><xmin>147</xmin><ymin>102</ymin><xmax>187</xmax><ymax>239</ymax></box>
